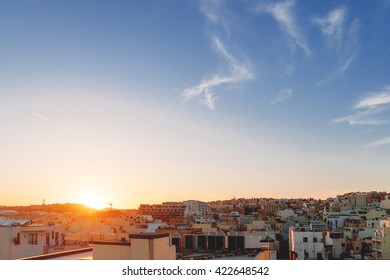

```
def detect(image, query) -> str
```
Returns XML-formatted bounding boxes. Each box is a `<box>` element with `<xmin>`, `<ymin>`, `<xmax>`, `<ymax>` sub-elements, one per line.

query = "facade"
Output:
<box><xmin>184</xmin><ymin>200</ymin><xmax>209</xmax><ymax>219</ymax></box>
<box><xmin>289</xmin><ymin>226</ymin><xmax>325</xmax><ymax>260</ymax></box>
<box><xmin>92</xmin><ymin>232</ymin><xmax>176</xmax><ymax>260</ymax></box>
<box><xmin>349</xmin><ymin>193</ymin><xmax>367</xmax><ymax>208</ymax></box>
<box><xmin>138</xmin><ymin>202</ymin><xmax>186</xmax><ymax>222</ymax></box>
<box><xmin>372</xmin><ymin>219</ymin><xmax>390</xmax><ymax>260</ymax></box>
<box><xmin>0</xmin><ymin>219</ymin><xmax>65</xmax><ymax>260</ymax></box>
<box><xmin>325</xmin><ymin>214</ymin><xmax>360</xmax><ymax>230</ymax></box>
<box><xmin>138</xmin><ymin>200</ymin><xmax>208</xmax><ymax>223</ymax></box>
<box><xmin>325</xmin><ymin>231</ymin><xmax>344</xmax><ymax>259</ymax></box>
<box><xmin>380</xmin><ymin>195</ymin><xmax>390</xmax><ymax>210</ymax></box>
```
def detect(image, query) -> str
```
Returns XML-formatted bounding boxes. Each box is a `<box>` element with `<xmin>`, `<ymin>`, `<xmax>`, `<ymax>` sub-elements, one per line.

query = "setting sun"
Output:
<box><xmin>79</xmin><ymin>193</ymin><xmax>106</xmax><ymax>210</ymax></box>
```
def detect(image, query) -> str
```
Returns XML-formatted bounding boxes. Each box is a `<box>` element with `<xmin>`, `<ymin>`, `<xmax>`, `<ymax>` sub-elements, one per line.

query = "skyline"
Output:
<box><xmin>1</xmin><ymin>0</ymin><xmax>390</xmax><ymax>209</ymax></box>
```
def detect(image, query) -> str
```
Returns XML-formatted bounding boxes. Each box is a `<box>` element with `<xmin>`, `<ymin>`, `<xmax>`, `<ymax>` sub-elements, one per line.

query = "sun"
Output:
<box><xmin>80</xmin><ymin>193</ymin><xmax>105</xmax><ymax>210</ymax></box>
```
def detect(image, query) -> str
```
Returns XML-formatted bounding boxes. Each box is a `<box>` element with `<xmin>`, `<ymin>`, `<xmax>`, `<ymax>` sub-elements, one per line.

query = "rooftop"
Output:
<box><xmin>0</xmin><ymin>219</ymin><xmax>31</xmax><ymax>227</ymax></box>
<box><xmin>129</xmin><ymin>232</ymin><xmax>170</xmax><ymax>239</ymax></box>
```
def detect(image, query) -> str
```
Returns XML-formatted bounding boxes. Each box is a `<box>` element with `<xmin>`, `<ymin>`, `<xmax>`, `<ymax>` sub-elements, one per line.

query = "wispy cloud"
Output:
<box><xmin>271</xmin><ymin>88</ymin><xmax>293</xmax><ymax>105</ymax></box>
<box><xmin>182</xmin><ymin>37</ymin><xmax>253</xmax><ymax>109</ymax></box>
<box><xmin>182</xmin><ymin>2</ymin><xmax>253</xmax><ymax>109</ymax></box>
<box><xmin>332</xmin><ymin>86</ymin><xmax>390</xmax><ymax>126</ymax></box>
<box><xmin>315</xmin><ymin>7</ymin><xmax>360</xmax><ymax>85</ymax></box>
<box><xmin>200</xmin><ymin>0</ymin><xmax>224</xmax><ymax>25</ymax></box>
<box><xmin>314</xmin><ymin>6</ymin><xmax>346</xmax><ymax>50</ymax></box>
<box><xmin>32</xmin><ymin>112</ymin><xmax>51</xmax><ymax>122</ymax></box>
<box><xmin>257</xmin><ymin>0</ymin><xmax>310</xmax><ymax>56</ymax></box>
<box><xmin>355</xmin><ymin>86</ymin><xmax>390</xmax><ymax>109</ymax></box>
<box><xmin>331</xmin><ymin>108</ymin><xmax>387</xmax><ymax>126</ymax></box>
<box><xmin>366</xmin><ymin>136</ymin><xmax>390</xmax><ymax>148</ymax></box>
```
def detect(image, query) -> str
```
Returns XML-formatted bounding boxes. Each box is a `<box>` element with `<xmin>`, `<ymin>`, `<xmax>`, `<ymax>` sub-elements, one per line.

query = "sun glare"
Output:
<box><xmin>80</xmin><ymin>193</ymin><xmax>105</xmax><ymax>210</ymax></box>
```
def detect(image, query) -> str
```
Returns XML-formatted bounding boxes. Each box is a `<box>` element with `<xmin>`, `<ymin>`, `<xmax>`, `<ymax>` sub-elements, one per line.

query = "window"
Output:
<box><xmin>303</xmin><ymin>237</ymin><xmax>308</xmax><ymax>243</ymax></box>
<box><xmin>313</xmin><ymin>237</ymin><xmax>318</xmax><ymax>243</ymax></box>
<box><xmin>28</xmin><ymin>234</ymin><xmax>38</xmax><ymax>245</ymax></box>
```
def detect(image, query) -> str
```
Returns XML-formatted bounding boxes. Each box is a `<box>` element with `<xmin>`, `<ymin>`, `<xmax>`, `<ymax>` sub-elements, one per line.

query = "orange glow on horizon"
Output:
<box><xmin>78</xmin><ymin>193</ymin><xmax>106</xmax><ymax>210</ymax></box>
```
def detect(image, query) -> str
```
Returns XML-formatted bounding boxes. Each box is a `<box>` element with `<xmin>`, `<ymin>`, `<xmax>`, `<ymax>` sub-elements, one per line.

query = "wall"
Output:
<box><xmin>152</xmin><ymin>236</ymin><xmax>176</xmax><ymax>260</ymax></box>
<box><xmin>92</xmin><ymin>243</ymin><xmax>131</xmax><ymax>260</ymax></box>
<box><xmin>0</xmin><ymin>227</ymin><xmax>12</xmax><ymax>259</ymax></box>
<box><xmin>130</xmin><ymin>239</ymin><xmax>150</xmax><ymax>260</ymax></box>
<box><xmin>289</xmin><ymin>228</ymin><xmax>324</xmax><ymax>260</ymax></box>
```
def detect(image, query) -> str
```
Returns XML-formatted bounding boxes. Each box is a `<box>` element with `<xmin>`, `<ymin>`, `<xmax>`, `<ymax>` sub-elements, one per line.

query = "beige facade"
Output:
<box><xmin>92</xmin><ymin>233</ymin><xmax>176</xmax><ymax>260</ymax></box>
<box><xmin>380</xmin><ymin>195</ymin><xmax>390</xmax><ymax>210</ymax></box>
<box><xmin>372</xmin><ymin>219</ymin><xmax>390</xmax><ymax>260</ymax></box>
<box><xmin>92</xmin><ymin>242</ymin><xmax>132</xmax><ymax>260</ymax></box>
<box><xmin>0</xmin><ymin>219</ymin><xmax>65</xmax><ymax>260</ymax></box>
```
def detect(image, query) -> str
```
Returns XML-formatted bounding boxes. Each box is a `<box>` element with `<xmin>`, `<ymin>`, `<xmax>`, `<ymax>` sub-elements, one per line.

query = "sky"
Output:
<box><xmin>1</xmin><ymin>0</ymin><xmax>390</xmax><ymax>209</ymax></box>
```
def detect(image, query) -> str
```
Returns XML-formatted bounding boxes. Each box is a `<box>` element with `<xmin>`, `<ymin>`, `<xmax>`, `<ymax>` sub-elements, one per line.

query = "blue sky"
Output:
<box><xmin>0</xmin><ymin>0</ymin><xmax>390</xmax><ymax>208</ymax></box>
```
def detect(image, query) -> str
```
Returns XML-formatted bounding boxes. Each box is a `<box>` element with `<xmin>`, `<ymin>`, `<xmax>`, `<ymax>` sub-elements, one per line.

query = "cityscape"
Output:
<box><xmin>1</xmin><ymin>190</ymin><xmax>390</xmax><ymax>260</ymax></box>
<box><xmin>1</xmin><ymin>0</ymin><xmax>390</xmax><ymax>269</ymax></box>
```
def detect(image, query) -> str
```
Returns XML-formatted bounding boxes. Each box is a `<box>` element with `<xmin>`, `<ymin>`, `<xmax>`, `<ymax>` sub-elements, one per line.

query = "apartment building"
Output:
<box><xmin>138</xmin><ymin>202</ymin><xmax>186</xmax><ymax>223</ymax></box>
<box><xmin>372</xmin><ymin>218</ymin><xmax>390</xmax><ymax>260</ymax></box>
<box><xmin>138</xmin><ymin>200</ymin><xmax>208</xmax><ymax>223</ymax></box>
<box><xmin>289</xmin><ymin>226</ymin><xmax>325</xmax><ymax>260</ymax></box>
<box><xmin>0</xmin><ymin>219</ymin><xmax>65</xmax><ymax>259</ymax></box>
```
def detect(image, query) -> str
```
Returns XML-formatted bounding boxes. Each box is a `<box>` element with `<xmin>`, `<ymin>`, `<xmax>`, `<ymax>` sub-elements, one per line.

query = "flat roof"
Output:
<box><xmin>129</xmin><ymin>233</ymin><xmax>170</xmax><ymax>239</ymax></box>
<box><xmin>92</xmin><ymin>241</ymin><xmax>131</xmax><ymax>246</ymax></box>
<box><xmin>20</xmin><ymin>248</ymin><xmax>92</xmax><ymax>260</ymax></box>
<box><xmin>0</xmin><ymin>219</ymin><xmax>31</xmax><ymax>227</ymax></box>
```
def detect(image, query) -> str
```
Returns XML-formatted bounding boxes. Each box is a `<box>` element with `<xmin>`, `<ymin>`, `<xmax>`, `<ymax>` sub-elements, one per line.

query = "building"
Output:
<box><xmin>350</xmin><ymin>193</ymin><xmax>367</xmax><ymax>208</ymax></box>
<box><xmin>184</xmin><ymin>200</ymin><xmax>209</xmax><ymax>219</ymax></box>
<box><xmin>138</xmin><ymin>202</ymin><xmax>186</xmax><ymax>223</ymax></box>
<box><xmin>325</xmin><ymin>231</ymin><xmax>345</xmax><ymax>259</ymax></box>
<box><xmin>138</xmin><ymin>200</ymin><xmax>208</xmax><ymax>223</ymax></box>
<box><xmin>289</xmin><ymin>226</ymin><xmax>325</xmax><ymax>260</ymax></box>
<box><xmin>372</xmin><ymin>218</ymin><xmax>390</xmax><ymax>260</ymax></box>
<box><xmin>92</xmin><ymin>232</ymin><xmax>176</xmax><ymax>260</ymax></box>
<box><xmin>0</xmin><ymin>219</ymin><xmax>65</xmax><ymax>260</ymax></box>
<box><xmin>380</xmin><ymin>195</ymin><xmax>390</xmax><ymax>210</ymax></box>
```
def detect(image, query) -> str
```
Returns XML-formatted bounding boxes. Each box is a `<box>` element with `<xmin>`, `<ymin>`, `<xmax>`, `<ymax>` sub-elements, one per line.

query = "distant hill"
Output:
<box><xmin>0</xmin><ymin>203</ymin><xmax>96</xmax><ymax>213</ymax></box>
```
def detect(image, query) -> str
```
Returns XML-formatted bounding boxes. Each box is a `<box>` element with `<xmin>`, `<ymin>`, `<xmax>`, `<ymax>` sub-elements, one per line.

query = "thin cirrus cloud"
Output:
<box><xmin>181</xmin><ymin>1</ymin><xmax>253</xmax><ymax>110</ymax></box>
<box><xmin>314</xmin><ymin>6</ymin><xmax>347</xmax><ymax>50</ymax></box>
<box><xmin>315</xmin><ymin>6</ymin><xmax>360</xmax><ymax>85</ymax></box>
<box><xmin>32</xmin><ymin>112</ymin><xmax>51</xmax><ymax>122</ymax></box>
<box><xmin>271</xmin><ymin>89</ymin><xmax>293</xmax><ymax>105</ymax></box>
<box><xmin>200</xmin><ymin>0</ymin><xmax>227</xmax><ymax>28</ymax></box>
<box><xmin>257</xmin><ymin>0</ymin><xmax>310</xmax><ymax>56</ymax></box>
<box><xmin>182</xmin><ymin>37</ymin><xmax>253</xmax><ymax>110</ymax></box>
<box><xmin>366</xmin><ymin>136</ymin><xmax>390</xmax><ymax>148</ymax></box>
<box><xmin>355</xmin><ymin>86</ymin><xmax>390</xmax><ymax>109</ymax></box>
<box><xmin>332</xmin><ymin>86</ymin><xmax>390</xmax><ymax>126</ymax></box>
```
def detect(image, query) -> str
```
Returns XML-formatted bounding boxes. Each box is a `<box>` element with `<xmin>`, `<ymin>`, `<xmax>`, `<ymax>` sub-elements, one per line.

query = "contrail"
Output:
<box><xmin>32</xmin><ymin>112</ymin><xmax>51</xmax><ymax>122</ymax></box>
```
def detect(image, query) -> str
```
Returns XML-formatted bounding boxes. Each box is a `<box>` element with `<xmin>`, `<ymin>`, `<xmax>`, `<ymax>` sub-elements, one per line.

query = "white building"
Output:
<box><xmin>326</xmin><ymin>213</ymin><xmax>360</xmax><ymax>230</ymax></box>
<box><xmin>0</xmin><ymin>219</ymin><xmax>65</xmax><ymax>260</ymax></box>
<box><xmin>289</xmin><ymin>226</ymin><xmax>325</xmax><ymax>260</ymax></box>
